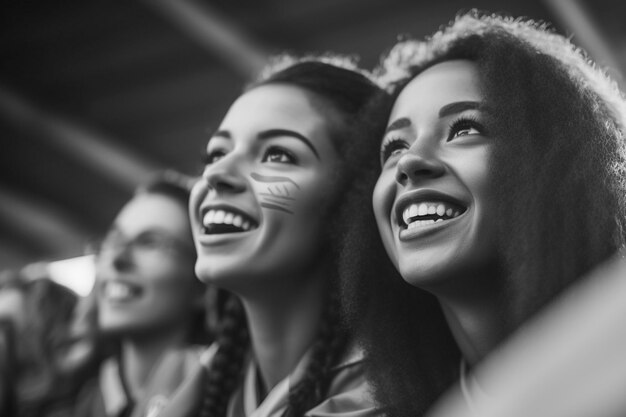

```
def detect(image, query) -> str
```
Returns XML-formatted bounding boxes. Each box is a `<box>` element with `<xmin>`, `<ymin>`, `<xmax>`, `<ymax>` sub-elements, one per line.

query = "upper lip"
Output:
<box><xmin>98</xmin><ymin>279</ymin><xmax>143</xmax><ymax>295</ymax></box>
<box><xmin>393</xmin><ymin>189</ymin><xmax>468</xmax><ymax>227</ymax></box>
<box><xmin>198</xmin><ymin>202</ymin><xmax>259</xmax><ymax>226</ymax></box>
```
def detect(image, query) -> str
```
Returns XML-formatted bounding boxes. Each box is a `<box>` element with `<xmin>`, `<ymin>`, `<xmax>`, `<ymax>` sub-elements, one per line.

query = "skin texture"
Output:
<box><xmin>190</xmin><ymin>82</ymin><xmax>343</xmax><ymax>392</ymax></box>
<box><xmin>373</xmin><ymin>60</ymin><xmax>507</xmax><ymax>366</ymax></box>
<box><xmin>96</xmin><ymin>193</ymin><xmax>200</xmax><ymax>337</ymax></box>
<box><xmin>374</xmin><ymin>60</ymin><xmax>498</xmax><ymax>295</ymax></box>
<box><xmin>190</xmin><ymin>83</ymin><xmax>340</xmax><ymax>297</ymax></box>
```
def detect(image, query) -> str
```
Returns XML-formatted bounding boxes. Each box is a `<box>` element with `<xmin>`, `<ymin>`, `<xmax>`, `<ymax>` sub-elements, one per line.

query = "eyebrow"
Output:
<box><xmin>385</xmin><ymin>117</ymin><xmax>412</xmax><ymax>135</ymax></box>
<box><xmin>257</xmin><ymin>129</ymin><xmax>320</xmax><ymax>160</ymax></box>
<box><xmin>208</xmin><ymin>128</ymin><xmax>320</xmax><ymax>160</ymax></box>
<box><xmin>210</xmin><ymin>130</ymin><xmax>231</xmax><ymax>139</ymax></box>
<box><xmin>438</xmin><ymin>101</ymin><xmax>481</xmax><ymax>118</ymax></box>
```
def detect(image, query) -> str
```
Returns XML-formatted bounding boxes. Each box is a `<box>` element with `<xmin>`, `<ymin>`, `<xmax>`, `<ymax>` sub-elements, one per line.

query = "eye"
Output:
<box><xmin>380</xmin><ymin>137</ymin><xmax>409</xmax><ymax>164</ymax></box>
<box><xmin>262</xmin><ymin>147</ymin><xmax>297</xmax><ymax>164</ymax></box>
<box><xmin>447</xmin><ymin>117</ymin><xmax>486</xmax><ymax>142</ymax></box>
<box><xmin>201</xmin><ymin>149</ymin><xmax>227</xmax><ymax>165</ymax></box>
<box><xmin>135</xmin><ymin>232</ymin><xmax>166</xmax><ymax>250</ymax></box>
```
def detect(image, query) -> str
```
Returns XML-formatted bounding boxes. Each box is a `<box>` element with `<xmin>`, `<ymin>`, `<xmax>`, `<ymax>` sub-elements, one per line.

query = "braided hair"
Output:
<box><xmin>197</xmin><ymin>54</ymin><xmax>387</xmax><ymax>417</ymax></box>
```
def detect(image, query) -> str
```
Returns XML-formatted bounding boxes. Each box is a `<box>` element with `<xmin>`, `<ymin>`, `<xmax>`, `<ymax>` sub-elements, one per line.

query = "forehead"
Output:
<box><xmin>219</xmin><ymin>84</ymin><xmax>329</xmax><ymax>135</ymax></box>
<box><xmin>114</xmin><ymin>193</ymin><xmax>189</xmax><ymax>237</ymax></box>
<box><xmin>391</xmin><ymin>60</ymin><xmax>482</xmax><ymax>117</ymax></box>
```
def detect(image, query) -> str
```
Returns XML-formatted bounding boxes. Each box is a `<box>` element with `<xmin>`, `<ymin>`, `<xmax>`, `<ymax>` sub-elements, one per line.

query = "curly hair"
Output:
<box><xmin>197</xmin><ymin>54</ymin><xmax>389</xmax><ymax>417</ymax></box>
<box><xmin>338</xmin><ymin>81</ymin><xmax>459</xmax><ymax>417</ymax></box>
<box><xmin>356</xmin><ymin>10</ymin><xmax>626</xmax><ymax>417</ymax></box>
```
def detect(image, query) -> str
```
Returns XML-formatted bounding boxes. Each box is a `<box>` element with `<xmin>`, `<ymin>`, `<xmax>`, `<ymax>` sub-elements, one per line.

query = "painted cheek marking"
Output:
<box><xmin>250</xmin><ymin>173</ymin><xmax>300</xmax><ymax>189</ymax></box>
<box><xmin>260</xmin><ymin>203</ymin><xmax>293</xmax><ymax>214</ymax></box>
<box><xmin>251</xmin><ymin>172</ymin><xmax>300</xmax><ymax>215</ymax></box>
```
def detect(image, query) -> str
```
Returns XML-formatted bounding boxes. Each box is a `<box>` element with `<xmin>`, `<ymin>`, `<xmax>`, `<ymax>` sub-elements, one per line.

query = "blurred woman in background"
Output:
<box><xmin>72</xmin><ymin>171</ymin><xmax>211</xmax><ymax>417</ymax></box>
<box><xmin>346</xmin><ymin>10</ymin><xmax>626</xmax><ymax>417</ymax></box>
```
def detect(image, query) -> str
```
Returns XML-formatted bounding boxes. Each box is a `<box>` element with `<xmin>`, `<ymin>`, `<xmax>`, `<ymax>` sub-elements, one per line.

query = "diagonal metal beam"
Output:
<box><xmin>141</xmin><ymin>0</ymin><xmax>268</xmax><ymax>79</ymax></box>
<box><xmin>544</xmin><ymin>0</ymin><xmax>625</xmax><ymax>90</ymax></box>
<box><xmin>0</xmin><ymin>183</ymin><xmax>89</xmax><ymax>261</ymax></box>
<box><xmin>0</xmin><ymin>84</ymin><xmax>160</xmax><ymax>193</ymax></box>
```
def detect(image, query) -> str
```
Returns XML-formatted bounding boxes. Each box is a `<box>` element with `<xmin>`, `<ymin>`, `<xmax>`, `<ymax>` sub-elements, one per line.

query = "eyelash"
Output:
<box><xmin>262</xmin><ymin>146</ymin><xmax>298</xmax><ymax>164</ymax></box>
<box><xmin>380</xmin><ymin>137</ymin><xmax>409</xmax><ymax>164</ymax></box>
<box><xmin>200</xmin><ymin>149</ymin><xmax>226</xmax><ymax>165</ymax></box>
<box><xmin>447</xmin><ymin>116</ymin><xmax>486</xmax><ymax>141</ymax></box>
<box><xmin>200</xmin><ymin>147</ymin><xmax>297</xmax><ymax>165</ymax></box>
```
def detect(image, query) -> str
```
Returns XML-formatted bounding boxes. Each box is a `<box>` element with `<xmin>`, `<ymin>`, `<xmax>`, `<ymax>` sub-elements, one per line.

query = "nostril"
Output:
<box><xmin>112</xmin><ymin>251</ymin><xmax>133</xmax><ymax>272</ymax></box>
<box><xmin>396</xmin><ymin>171</ymin><xmax>409</xmax><ymax>185</ymax></box>
<box><xmin>211</xmin><ymin>179</ymin><xmax>239</xmax><ymax>193</ymax></box>
<box><xmin>396</xmin><ymin>152</ymin><xmax>445</xmax><ymax>184</ymax></box>
<box><xmin>202</xmin><ymin>167</ymin><xmax>246</xmax><ymax>193</ymax></box>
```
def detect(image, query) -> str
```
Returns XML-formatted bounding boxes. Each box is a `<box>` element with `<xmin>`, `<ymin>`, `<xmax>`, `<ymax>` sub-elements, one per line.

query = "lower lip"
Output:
<box><xmin>398</xmin><ymin>212</ymin><xmax>466</xmax><ymax>241</ymax></box>
<box><xmin>196</xmin><ymin>228</ymin><xmax>257</xmax><ymax>246</ymax></box>
<box><xmin>101</xmin><ymin>292</ymin><xmax>141</xmax><ymax>306</ymax></box>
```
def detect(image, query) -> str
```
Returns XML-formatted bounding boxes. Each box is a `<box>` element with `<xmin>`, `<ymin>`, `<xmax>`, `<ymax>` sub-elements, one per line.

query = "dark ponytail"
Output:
<box><xmin>198</xmin><ymin>295</ymin><xmax>248</xmax><ymax>417</ymax></box>
<box><xmin>284</xmin><ymin>290</ymin><xmax>348</xmax><ymax>417</ymax></box>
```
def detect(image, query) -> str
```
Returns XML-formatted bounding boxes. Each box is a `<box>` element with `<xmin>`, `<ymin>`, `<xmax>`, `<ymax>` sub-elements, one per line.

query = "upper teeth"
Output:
<box><xmin>103</xmin><ymin>282</ymin><xmax>135</xmax><ymax>300</ymax></box>
<box><xmin>402</xmin><ymin>202</ymin><xmax>462</xmax><ymax>227</ymax></box>
<box><xmin>203</xmin><ymin>209</ymin><xmax>252</xmax><ymax>231</ymax></box>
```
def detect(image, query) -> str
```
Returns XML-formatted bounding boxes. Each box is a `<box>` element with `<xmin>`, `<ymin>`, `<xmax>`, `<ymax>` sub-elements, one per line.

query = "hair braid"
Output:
<box><xmin>283</xmin><ymin>289</ymin><xmax>348</xmax><ymax>417</ymax></box>
<box><xmin>198</xmin><ymin>294</ymin><xmax>249</xmax><ymax>417</ymax></box>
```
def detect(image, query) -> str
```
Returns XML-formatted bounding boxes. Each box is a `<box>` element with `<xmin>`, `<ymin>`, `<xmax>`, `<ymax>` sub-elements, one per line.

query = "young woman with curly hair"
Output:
<box><xmin>349</xmin><ymin>10</ymin><xmax>626</xmax><ymax>417</ymax></box>
<box><xmin>158</xmin><ymin>55</ymin><xmax>390</xmax><ymax>417</ymax></box>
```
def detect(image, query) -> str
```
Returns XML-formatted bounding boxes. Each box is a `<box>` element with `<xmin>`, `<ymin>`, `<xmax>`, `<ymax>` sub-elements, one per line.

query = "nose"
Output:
<box><xmin>111</xmin><ymin>247</ymin><xmax>133</xmax><ymax>272</ymax></box>
<box><xmin>96</xmin><ymin>243</ymin><xmax>133</xmax><ymax>273</ymax></box>
<box><xmin>200</xmin><ymin>156</ymin><xmax>247</xmax><ymax>194</ymax></box>
<box><xmin>395</xmin><ymin>151</ymin><xmax>445</xmax><ymax>186</ymax></box>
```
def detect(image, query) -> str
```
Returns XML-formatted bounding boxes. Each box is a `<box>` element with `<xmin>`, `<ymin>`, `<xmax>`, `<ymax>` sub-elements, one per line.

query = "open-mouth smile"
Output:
<box><xmin>101</xmin><ymin>281</ymin><xmax>143</xmax><ymax>303</ymax></box>
<box><xmin>397</xmin><ymin>199</ymin><xmax>467</xmax><ymax>230</ymax></box>
<box><xmin>201</xmin><ymin>207</ymin><xmax>259</xmax><ymax>235</ymax></box>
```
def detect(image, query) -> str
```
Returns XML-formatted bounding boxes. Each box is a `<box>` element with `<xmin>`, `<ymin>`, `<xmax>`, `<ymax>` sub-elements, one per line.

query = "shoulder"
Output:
<box><xmin>151</xmin><ymin>343</ymin><xmax>218</xmax><ymax>417</ymax></box>
<box><xmin>306</xmin><ymin>344</ymin><xmax>383</xmax><ymax>417</ymax></box>
<box><xmin>69</xmin><ymin>375</ymin><xmax>106</xmax><ymax>417</ymax></box>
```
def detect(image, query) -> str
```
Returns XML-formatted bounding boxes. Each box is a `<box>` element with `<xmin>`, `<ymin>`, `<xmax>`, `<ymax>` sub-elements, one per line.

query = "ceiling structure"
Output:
<box><xmin>1</xmin><ymin>0</ymin><xmax>624</xmax><ymax>270</ymax></box>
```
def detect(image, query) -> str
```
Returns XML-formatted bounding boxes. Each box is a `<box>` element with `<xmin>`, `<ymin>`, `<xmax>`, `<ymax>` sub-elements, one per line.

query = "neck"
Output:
<box><xmin>436</xmin><ymin>269</ymin><xmax>507</xmax><ymax>367</ymax></box>
<box><xmin>240</xmin><ymin>268</ymin><xmax>327</xmax><ymax>394</ymax></box>
<box><xmin>120</xmin><ymin>326</ymin><xmax>187</xmax><ymax>398</ymax></box>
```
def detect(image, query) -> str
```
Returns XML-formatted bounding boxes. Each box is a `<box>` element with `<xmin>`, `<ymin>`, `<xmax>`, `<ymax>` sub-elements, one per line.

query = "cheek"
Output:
<box><xmin>373</xmin><ymin>172</ymin><xmax>399</xmax><ymax>264</ymax></box>
<box><xmin>373</xmin><ymin>171</ymin><xmax>395</xmax><ymax>233</ymax></box>
<box><xmin>189</xmin><ymin>180</ymin><xmax>207</xmax><ymax>228</ymax></box>
<box><xmin>252</xmin><ymin>173</ymin><xmax>303</xmax><ymax>216</ymax></box>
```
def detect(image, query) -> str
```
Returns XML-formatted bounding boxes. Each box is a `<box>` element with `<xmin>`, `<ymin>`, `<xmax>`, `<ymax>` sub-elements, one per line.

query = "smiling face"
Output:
<box><xmin>189</xmin><ymin>84</ymin><xmax>340</xmax><ymax>294</ymax></box>
<box><xmin>373</xmin><ymin>60</ymin><xmax>498</xmax><ymax>293</ymax></box>
<box><xmin>96</xmin><ymin>193</ymin><xmax>200</xmax><ymax>336</ymax></box>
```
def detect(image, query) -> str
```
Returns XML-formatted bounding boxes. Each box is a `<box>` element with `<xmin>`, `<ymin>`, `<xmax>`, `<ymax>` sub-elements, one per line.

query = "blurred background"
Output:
<box><xmin>1</xmin><ymin>0</ymin><xmax>625</xmax><ymax>294</ymax></box>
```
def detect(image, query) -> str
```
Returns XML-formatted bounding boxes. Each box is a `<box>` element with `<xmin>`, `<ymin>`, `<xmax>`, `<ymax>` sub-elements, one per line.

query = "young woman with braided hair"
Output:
<box><xmin>352</xmin><ymin>10</ymin><xmax>626</xmax><ymax>417</ymax></box>
<box><xmin>159</xmin><ymin>55</ymin><xmax>390</xmax><ymax>417</ymax></box>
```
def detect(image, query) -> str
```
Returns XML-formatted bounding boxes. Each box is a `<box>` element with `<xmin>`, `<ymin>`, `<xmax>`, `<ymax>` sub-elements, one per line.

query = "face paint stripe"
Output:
<box><xmin>260</xmin><ymin>203</ymin><xmax>294</xmax><ymax>214</ymax></box>
<box><xmin>251</xmin><ymin>173</ymin><xmax>301</xmax><ymax>189</ymax></box>
<box><xmin>262</xmin><ymin>197</ymin><xmax>291</xmax><ymax>207</ymax></box>
<box><xmin>259</xmin><ymin>192</ymin><xmax>295</xmax><ymax>201</ymax></box>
